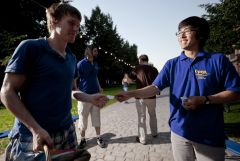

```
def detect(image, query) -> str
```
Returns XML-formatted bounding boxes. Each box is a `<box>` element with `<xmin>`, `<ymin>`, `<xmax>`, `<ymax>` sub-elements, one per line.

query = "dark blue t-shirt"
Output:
<box><xmin>5</xmin><ymin>38</ymin><xmax>76</xmax><ymax>136</ymax></box>
<box><xmin>153</xmin><ymin>51</ymin><xmax>240</xmax><ymax>147</ymax></box>
<box><xmin>77</xmin><ymin>58</ymin><xmax>100</xmax><ymax>94</ymax></box>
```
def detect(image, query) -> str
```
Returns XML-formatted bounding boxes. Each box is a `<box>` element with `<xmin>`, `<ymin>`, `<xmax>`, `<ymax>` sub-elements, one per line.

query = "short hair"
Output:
<box><xmin>178</xmin><ymin>16</ymin><xmax>210</xmax><ymax>49</ymax></box>
<box><xmin>46</xmin><ymin>2</ymin><xmax>81</xmax><ymax>33</ymax></box>
<box><xmin>139</xmin><ymin>54</ymin><xmax>149</xmax><ymax>62</ymax></box>
<box><xmin>84</xmin><ymin>45</ymin><xmax>98</xmax><ymax>56</ymax></box>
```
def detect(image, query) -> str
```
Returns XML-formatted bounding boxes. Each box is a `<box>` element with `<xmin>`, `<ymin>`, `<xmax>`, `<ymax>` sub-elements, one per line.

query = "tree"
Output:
<box><xmin>0</xmin><ymin>1</ymin><xmax>138</xmax><ymax>87</ymax></box>
<box><xmin>200</xmin><ymin>0</ymin><xmax>240</xmax><ymax>54</ymax></box>
<box><xmin>0</xmin><ymin>0</ymin><xmax>71</xmax><ymax>85</ymax></box>
<box><xmin>81</xmin><ymin>6</ymin><xmax>138</xmax><ymax>86</ymax></box>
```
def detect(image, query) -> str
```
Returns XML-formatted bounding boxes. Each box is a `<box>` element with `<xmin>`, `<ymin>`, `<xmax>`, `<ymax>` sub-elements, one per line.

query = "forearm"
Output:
<box><xmin>209</xmin><ymin>90</ymin><xmax>240</xmax><ymax>104</ymax></box>
<box><xmin>1</xmin><ymin>90</ymin><xmax>42</xmax><ymax>134</ymax></box>
<box><xmin>72</xmin><ymin>90</ymin><xmax>92</xmax><ymax>102</ymax></box>
<box><xmin>128</xmin><ymin>85</ymin><xmax>160</xmax><ymax>98</ymax></box>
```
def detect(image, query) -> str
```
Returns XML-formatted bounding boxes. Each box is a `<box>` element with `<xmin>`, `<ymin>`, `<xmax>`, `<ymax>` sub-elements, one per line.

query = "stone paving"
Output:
<box><xmin>0</xmin><ymin>88</ymin><xmax>239</xmax><ymax>160</ymax></box>
<box><xmin>75</xmin><ymin>89</ymin><xmax>173</xmax><ymax>161</ymax></box>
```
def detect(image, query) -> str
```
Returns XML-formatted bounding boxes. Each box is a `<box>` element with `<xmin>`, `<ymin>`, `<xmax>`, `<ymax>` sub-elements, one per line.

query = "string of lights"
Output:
<box><xmin>79</xmin><ymin>30</ymin><xmax>135</xmax><ymax>68</ymax></box>
<box><xmin>97</xmin><ymin>45</ymin><xmax>135</xmax><ymax>68</ymax></box>
<box><xmin>29</xmin><ymin>0</ymin><xmax>136</xmax><ymax>68</ymax></box>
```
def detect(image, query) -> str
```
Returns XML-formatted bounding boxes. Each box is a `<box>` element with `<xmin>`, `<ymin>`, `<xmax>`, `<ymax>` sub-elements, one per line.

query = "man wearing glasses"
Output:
<box><xmin>115</xmin><ymin>16</ymin><xmax>240</xmax><ymax>161</ymax></box>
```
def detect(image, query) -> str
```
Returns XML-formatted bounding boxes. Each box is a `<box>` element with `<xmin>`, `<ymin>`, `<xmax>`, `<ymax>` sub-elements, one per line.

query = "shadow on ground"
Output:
<box><xmin>84</xmin><ymin>132</ymin><xmax>171</xmax><ymax>149</ymax></box>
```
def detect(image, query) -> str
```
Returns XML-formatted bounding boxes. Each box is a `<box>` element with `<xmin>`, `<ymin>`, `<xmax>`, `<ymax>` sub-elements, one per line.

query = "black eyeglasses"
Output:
<box><xmin>176</xmin><ymin>29</ymin><xmax>197</xmax><ymax>37</ymax></box>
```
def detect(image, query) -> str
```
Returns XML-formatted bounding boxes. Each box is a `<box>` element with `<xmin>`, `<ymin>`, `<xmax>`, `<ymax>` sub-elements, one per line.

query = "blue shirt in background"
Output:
<box><xmin>77</xmin><ymin>58</ymin><xmax>100</xmax><ymax>94</ymax></box>
<box><xmin>153</xmin><ymin>51</ymin><xmax>240</xmax><ymax>147</ymax></box>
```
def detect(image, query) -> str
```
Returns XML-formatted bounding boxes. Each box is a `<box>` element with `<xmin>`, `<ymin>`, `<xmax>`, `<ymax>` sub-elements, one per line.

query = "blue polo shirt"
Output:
<box><xmin>77</xmin><ymin>58</ymin><xmax>100</xmax><ymax>94</ymax></box>
<box><xmin>5</xmin><ymin>38</ymin><xmax>76</xmax><ymax>136</ymax></box>
<box><xmin>153</xmin><ymin>51</ymin><xmax>240</xmax><ymax>147</ymax></box>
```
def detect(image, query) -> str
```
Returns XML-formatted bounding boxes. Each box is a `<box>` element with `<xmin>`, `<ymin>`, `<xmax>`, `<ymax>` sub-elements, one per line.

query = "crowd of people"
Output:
<box><xmin>1</xmin><ymin>2</ymin><xmax>240</xmax><ymax>161</ymax></box>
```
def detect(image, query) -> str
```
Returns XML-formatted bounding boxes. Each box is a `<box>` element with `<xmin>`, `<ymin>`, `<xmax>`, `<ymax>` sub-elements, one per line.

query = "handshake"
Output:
<box><xmin>90</xmin><ymin>91</ymin><xmax>131</xmax><ymax>108</ymax></box>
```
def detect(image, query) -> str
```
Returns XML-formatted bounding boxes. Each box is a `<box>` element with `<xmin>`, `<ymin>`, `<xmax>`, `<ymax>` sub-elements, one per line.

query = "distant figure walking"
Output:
<box><xmin>77</xmin><ymin>45</ymin><xmax>106</xmax><ymax>149</ymax></box>
<box><xmin>128</xmin><ymin>54</ymin><xmax>159</xmax><ymax>145</ymax></box>
<box><xmin>122</xmin><ymin>73</ymin><xmax>131</xmax><ymax>103</ymax></box>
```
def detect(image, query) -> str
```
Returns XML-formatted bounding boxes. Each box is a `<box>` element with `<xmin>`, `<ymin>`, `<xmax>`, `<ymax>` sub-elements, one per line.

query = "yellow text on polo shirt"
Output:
<box><xmin>195</xmin><ymin>69</ymin><xmax>208</xmax><ymax>79</ymax></box>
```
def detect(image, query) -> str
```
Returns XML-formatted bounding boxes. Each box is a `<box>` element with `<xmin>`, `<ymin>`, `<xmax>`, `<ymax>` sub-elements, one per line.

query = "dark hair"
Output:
<box><xmin>84</xmin><ymin>44</ymin><xmax>98</xmax><ymax>56</ymax></box>
<box><xmin>178</xmin><ymin>16</ymin><xmax>209</xmax><ymax>49</ymax></box>
<box><xmin>46</xmin><ymin>2</ymin><xmax>81</xmax><ymax>33</ymax></box>
<box><xmin>139</xmin><ymin>54</ymin><xmax>149</xmax><ymax>62</ymax></box>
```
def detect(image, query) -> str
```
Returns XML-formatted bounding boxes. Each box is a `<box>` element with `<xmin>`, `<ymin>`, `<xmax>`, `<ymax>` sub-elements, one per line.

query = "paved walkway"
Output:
<box><xmin>76</xmin><ymin>88</ymin><xmax>173</xmax><ymax>161</ymax></box>
<box><xmin>0</xmin><ymin>88</ymin><xmax>239</xmax><ymax>161</ymax></box>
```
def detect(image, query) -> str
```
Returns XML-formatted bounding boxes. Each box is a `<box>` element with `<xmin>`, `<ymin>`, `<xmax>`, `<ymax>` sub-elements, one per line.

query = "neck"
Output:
<box><xmin>184</xmin><ymin>51</ymin><xmax>196</xmax><ymax>58</ymax></box>
<box><xmin>48</xmin><ymin>36</ymin><xmax>67</xmax><ymax>57</ymax></box>
<box><xmin>87</xmin><ymin>56</ymin><xmax>94</xmax><ymax>63</ymax></box>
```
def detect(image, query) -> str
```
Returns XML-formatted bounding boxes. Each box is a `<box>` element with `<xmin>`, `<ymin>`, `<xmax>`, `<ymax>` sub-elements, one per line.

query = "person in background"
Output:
<box><xmin>128</xmin><ymin>54</ymin><xmax>159</xmax><ymax>145</ymax></box>
<box><xmin>0</xmin><ymin>3</ymin><xmax>108</xmax><ymax>161</ymax></box>
<box><xmin>115</xmin><ymin>16</ymin><xmax>240</xmax><ymax>161</ymax></box>
<box><xmin>122</xmin><ymin>73</ymin><xmax>131</xmax><ymax>103</ymax></box>
<box><xmin>77</xmin><ymin>45</ymin><xmax>105</xmax><ymax>149</ymax></box>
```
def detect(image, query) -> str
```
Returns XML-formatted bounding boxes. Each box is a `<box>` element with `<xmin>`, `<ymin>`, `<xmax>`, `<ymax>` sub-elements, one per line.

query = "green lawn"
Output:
<box><xmin>0</xmin><ymin>85</ymin><xmax>134</xmax><ymax>154</ymax></box>
<box><xmin>0</xmin><ymin>86</ymin><xmax>239</xmax><ymax>155</ymax></box>
<box><xmin>224</xmin><ymin>104</ymin><xmax>240</xmax><ymax>142</ymax></box>
<box><xmin>0</xmin><ymin>106</ymin><xmax>14</xmax><ymax>154</ymax></box>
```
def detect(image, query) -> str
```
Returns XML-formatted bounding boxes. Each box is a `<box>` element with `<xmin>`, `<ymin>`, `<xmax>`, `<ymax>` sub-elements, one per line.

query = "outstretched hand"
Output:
<box><xmin>90</xmin><ymin>93</ymin><xmax>109</xmax><ymax>107</ymax></box>
<box><xmin>115</xmin><ymin>91</ymin><xmax>131</xmax><ymax>102</ymax></box>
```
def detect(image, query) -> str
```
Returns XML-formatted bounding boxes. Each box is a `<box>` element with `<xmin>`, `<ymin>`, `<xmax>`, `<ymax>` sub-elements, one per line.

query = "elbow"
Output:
<box><xmin>0</xmin><ymin>87</ymin><xmax>9</xmax><ymax>106</ymax></box>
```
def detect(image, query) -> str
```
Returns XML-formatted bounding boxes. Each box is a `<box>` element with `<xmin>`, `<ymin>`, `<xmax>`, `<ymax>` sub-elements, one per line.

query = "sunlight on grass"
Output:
<box><xmin>224</xmin><ymin>104</ymin><xmax>240</xmax><ymax>142</ymax></box>
<box><xmin>0</xmin><ymin>85</ymin><xmax>133</xmax><ymax>155</ymax></box>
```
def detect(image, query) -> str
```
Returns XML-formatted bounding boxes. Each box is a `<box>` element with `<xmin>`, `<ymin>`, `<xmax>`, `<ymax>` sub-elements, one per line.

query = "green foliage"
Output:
<box><xmin>0</xmin><ymin>85</ymin><xmax>134</xmax><ymax>155</ymax></box>
<box><xmin>80</xmin><ymin>6</ymin><xmax>138</xmax><ymax>86</ymax></box>
<box><xmin>0</xmin><ymin>1</ymin><xmax>138</xmax><ymax>88</ymax></box>
<box><xmin>0</xmin><ymin>31</ymin><xmax>27</xmax><ymax>66</ymax></box>
<box><xmin>200</xmin><ymin>0</ymin><xmax>240</xmax><ymax>54</ymax></box>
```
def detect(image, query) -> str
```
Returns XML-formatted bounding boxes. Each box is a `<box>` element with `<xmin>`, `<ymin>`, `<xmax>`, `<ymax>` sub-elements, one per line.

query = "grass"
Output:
<box><xmin>0</xmin><ymin>85</ymin><xmax>134</xmax><ymax>154</ymax></box>
<box><xmin>71</xmin><ymin>85</ymin><xmax>135</xmax><ymax>116</ymax></box>
<box><xmin>224</xmin><ymin>104</ymin><xmax>240</xmax><ymax>142</ymax></box>
<box><xmin>0</xmin><ymin>107</ymin><xmax>14</xmax><ymax>154</ymax></box>
<box><xmin>0</xmin><ymin>85</ymin><xmax>239</xmax><ymax>155</ymax></box>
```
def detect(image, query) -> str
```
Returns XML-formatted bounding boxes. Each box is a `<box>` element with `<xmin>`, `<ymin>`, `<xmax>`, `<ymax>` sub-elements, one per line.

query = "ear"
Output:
<box><xmin>52</xmin><ymin>18</ymin><xmax>58</xmax><ymax>25</ymax></box>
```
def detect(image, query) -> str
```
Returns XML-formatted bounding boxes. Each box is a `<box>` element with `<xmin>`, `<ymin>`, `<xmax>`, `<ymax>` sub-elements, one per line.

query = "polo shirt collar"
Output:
<box><xmin>180</xmin><ymin>51</ymin><xmax>208</xmax><ymax>61</ymax></box>
<box><xmin>40</xmin><ymin>37</ymin><xmax>73</xmax><ymax>59</ymax></box>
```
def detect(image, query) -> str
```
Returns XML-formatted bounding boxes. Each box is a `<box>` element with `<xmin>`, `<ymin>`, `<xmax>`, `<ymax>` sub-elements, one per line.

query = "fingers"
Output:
<box><xmin>93</xmin><ymin>93</ymin><xmax>129</xmax><ymax>106</ymax></box>
<box><xmin>115</xmin><ymin>94</ymin><xmax>128</xmax><ymax>102</ymax></box>
<box><xmin>94</xmin><ymin>94</ymin><xmax>109</xmax><ymax>107</ymax></box>
<box><xmin>182</xmin><ymin>101</ymin><xmax>197</xmax><ymax>110</ymax></box>
<box><xmin>32</xmin><ymin>129</ymin><xmax>53</xmax><ymax>152</ymax></box>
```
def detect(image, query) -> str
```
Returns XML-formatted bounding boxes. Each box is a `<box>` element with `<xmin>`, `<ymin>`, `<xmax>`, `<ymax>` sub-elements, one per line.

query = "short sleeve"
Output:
<box><xmin>152</xmin><ymin>61</ymin><xmax>170</xmax><ymax>90</ymax></box>
<box><xmin>221</xmin><ymin>55</ymin><xmax>240</xmax><ymax>92</ymax></box>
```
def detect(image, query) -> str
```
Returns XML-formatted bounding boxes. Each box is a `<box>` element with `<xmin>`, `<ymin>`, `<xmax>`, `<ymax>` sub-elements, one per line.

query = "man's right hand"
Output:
<box><xmin>115</xmin><ymin>91</ymin><xmax>131</xmax><ymax>102</ymax></box>
<box><xmin>90</xmin><ymin>93</ymin><xmax>108</xmax><ymax>107</ymax></box>
<box><xmin>32</xmin><ymin>127</ymin><xmax>53</xmax><ymax>152</ymax></box>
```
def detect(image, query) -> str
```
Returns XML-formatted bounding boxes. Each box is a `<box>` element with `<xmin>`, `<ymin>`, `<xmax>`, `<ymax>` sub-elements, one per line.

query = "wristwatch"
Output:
<box><xmin>204</xmin><ymin>96</ymin><xmax>210</xmax><ymax>104</ymax></box>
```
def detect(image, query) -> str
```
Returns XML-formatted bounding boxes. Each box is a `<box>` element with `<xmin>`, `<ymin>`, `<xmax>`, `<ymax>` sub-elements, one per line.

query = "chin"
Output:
<box><xmin>68</xmin><ymin>38</ymin><xmax>76</xmax><ymax>43</ymax></box>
